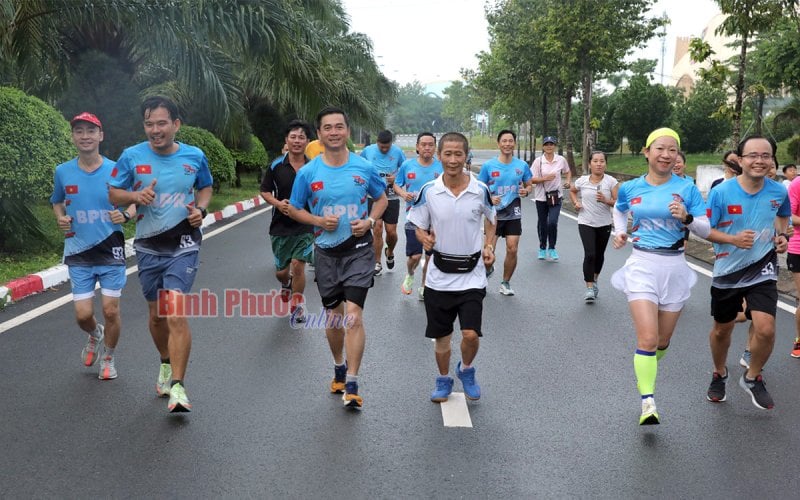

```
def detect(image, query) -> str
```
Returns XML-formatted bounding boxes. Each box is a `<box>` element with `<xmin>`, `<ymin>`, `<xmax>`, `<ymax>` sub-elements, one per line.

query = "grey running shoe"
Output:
<box><xmin>98</xmin><ymin>354</ymin><xmax>117</xmax><ymax>380</ymax></box>
<box><xmin>81</xmin><ymin>324</ymin><xmax>104</xmax><ymax>367</ymax></box>
<box><xmin>739</xmin><ymin>374</ymin><xmax>774</xmax><ymax>409</ymax></box>
<box><xmin>584</xmin><ymin>288</ymin><xmax>596</xmax><ymax>302</ymax></box>
<box><xmin>739</xmin><ymin>350</ymin><xmax>751</xmax><ymax>369</ymax></box>
<box><xmin>706</xmin><ymin>371</ymin><xmax>727</xmax><ymax>402</ymax></box>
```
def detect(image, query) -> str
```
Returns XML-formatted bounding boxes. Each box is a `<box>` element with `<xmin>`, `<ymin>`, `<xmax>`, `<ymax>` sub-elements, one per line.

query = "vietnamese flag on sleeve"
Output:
<box><xmin>136</xmin><ymin>165</ymin><xmax>152</xmax><ymax>174</ymax></box>
<box><xmin>727</xmin><ymin>205</ymin><xmax>743</xmax><ymax>215</ymax></box>
<box><xmin>65</xmin><ymin>185</ymin><xmax>78</xmax><ymax>194</ymax></box>
<box><xmin>311</xmin><ymin>181</ymin><xmax>324</xmax><ymax>192</ymax></box>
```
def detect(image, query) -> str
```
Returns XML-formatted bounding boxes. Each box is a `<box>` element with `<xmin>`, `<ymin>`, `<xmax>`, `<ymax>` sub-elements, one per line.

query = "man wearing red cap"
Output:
<box><xmin>51</xmin><ymin>112</ymin><xmax>136</xmax><ymax>380</ymax></box>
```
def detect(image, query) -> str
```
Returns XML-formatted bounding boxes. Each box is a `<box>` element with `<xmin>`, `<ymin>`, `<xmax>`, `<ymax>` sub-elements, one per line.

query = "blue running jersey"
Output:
<box><xmin>707</xmin><ymin>177</ymin><xmax>789</xmax><ymax>281</ymax></box>
<box><xmin>109</xmin><ymin>141</ymin><xmax>213</xmax><ymax>256</ymax></box>
<box><xmin>478</xmin><ymin>157</ymin><xmax>532</xmax><ymax>219</ymax></box>
<box><xmin>615</xmin><ymin>174</ymin><xmax>705</xmax><ymax>250</ymax></box>
<box><xmin>360</xmin><ymin>144</ymin><xmax>406</xmax><ymax>199</ymax></box>
<box><xmin>290</xmin><ymin>152</ymin><xmax>386</xmax><ymax>249</ymax></box>
<box><xmin>396</xmin><ymin>158</ymin><xmax>443</xmax><ymax>213</ymax></box>
<box><xmin>50</xmin><ymin>157</ymin><xmax>125</xmax><ymax>266</ymax></box>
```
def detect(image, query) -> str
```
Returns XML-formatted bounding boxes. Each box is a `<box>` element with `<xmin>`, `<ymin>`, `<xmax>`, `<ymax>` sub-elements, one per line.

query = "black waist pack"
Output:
<box><xmin>546</xmin><ymin>190</ymin><xmax>560</xmax><ymax>206</ymax></box>
<box><xmin>432</xmin><ymin>250</ymin><xmax>481</xmax><ymax>274</ymax></box>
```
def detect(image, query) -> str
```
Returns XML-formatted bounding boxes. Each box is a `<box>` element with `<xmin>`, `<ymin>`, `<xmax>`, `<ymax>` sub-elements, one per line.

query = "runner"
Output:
<box><xmin>393</xmin><ymin>132</ymin><xmax>443</xmax><ymax>300</ymax></box>
<box><xmin>288</xmin><ymin>106</ymin><xmax>387</xmax><ymax>409</ymax></box>
<box><xmin>260</xmin><ymin>120</ymin><xmax>315</xmax><ymax>323</ymax></box>
<box><xmin>569</xmin><ymin>150</ymin><xmax>618</xmax><ymax>302</ymax></box>
<box><xmin>108</xmin><ymin>96</ymin><xmax>213</xmax><ymax>413</ymax></box>
<box><xmin>478</xmin><ymin>129</ymin><xmax>532</xmax><ymax>296</ymax></box>
<box><xmin>51</xmin><ymin>112</ymin><xmax>134</xmax><ymax>380</ymax></box>
<box><xmin>611</xmin><ymin>127</ymin><xmax>710</xmax><ymax>425</ymax></box>
<box><xmin>530</xmin><ymin>136</ymin><xmax>571</xmax><ymax>261</ymax></box>
<box><xmin>407</xmin><ymin>132</ymin><xmax>496</xmax><ymax>402</ymax></box>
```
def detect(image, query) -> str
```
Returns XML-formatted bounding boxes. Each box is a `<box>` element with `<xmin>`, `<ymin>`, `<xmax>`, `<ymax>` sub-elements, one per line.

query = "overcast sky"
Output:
<box><xmin>341</xmin><ymin>0</ymin><xmax>722</xmax><ymax>86</ymax></box>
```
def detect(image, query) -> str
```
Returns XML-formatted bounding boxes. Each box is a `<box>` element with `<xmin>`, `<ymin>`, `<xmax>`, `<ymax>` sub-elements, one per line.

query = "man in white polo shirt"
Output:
<box><xmin>407</xmin><ymin>132</ymin><xmax>497</xmax><ymax>403</ymax></box>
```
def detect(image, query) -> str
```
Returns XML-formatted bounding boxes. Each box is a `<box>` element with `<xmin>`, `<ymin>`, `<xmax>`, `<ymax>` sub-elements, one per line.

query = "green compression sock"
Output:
<box><xmin>634</xmin><ymin>349</ymin><xmax>657</xmax><ymax>396</ymax></box>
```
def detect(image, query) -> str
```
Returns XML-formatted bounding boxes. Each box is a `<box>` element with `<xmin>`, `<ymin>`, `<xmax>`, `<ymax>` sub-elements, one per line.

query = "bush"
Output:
<box><xmin>176</xmin><ymin>125</ymin><xmax>235</xmax><ymax>192</ymax></box>
<box><xmin>0</xmin><ymin>87</ymin><xmax>74</xmax><ymax>251</ymax></box>
<box><xmin>788</xmin><ymin>136</ymin><xmax>800</xmax><ymax>164</ymax></box>
<box><xmin>230</xmin><ymin>134</ymin><xmax>268</xmax><ymax>187</ymax></box>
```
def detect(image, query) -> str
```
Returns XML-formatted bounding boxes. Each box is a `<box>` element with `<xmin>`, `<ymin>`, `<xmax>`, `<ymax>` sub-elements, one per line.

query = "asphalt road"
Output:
<box><xmin>2</xmin><ymin>202</ymin><xmax>800</xmax><ymax>498</ymax></box>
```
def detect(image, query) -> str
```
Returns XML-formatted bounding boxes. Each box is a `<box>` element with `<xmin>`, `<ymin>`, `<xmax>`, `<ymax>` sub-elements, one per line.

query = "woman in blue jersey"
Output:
<box><xmin>610</xmin><ymin>128</ymin><xmax>710</xmax><ymax>426</ymax></box>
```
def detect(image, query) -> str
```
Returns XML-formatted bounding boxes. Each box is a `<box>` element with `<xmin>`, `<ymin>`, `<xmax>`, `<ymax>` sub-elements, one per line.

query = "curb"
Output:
<box><xmin>0</xmin><ymin>196</ymin><xmax>266</xmax><ymax>307</ymax></box>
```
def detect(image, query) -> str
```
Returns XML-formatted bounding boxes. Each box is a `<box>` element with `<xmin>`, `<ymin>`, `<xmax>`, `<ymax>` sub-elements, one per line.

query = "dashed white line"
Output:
<box><xmin>440</xmin><ymin>392</ymin><xmax>473</xmax><ymax>428</ymax></box>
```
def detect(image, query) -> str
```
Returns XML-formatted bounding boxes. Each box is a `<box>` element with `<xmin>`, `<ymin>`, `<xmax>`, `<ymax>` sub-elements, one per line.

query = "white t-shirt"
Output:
<box><xmin>574</xmin><ymin>174</ymin><xmax>618</xmax><ymax>227</ymax></box>
<box><xmin>407</xmin><ymin>174</ymin><xmax>496</xmax><ymax>292</ymax></box>
<box><xmin>531</xmin><ymin>154</ymin><xmax>570</xmax><ymax>201</ymax></box>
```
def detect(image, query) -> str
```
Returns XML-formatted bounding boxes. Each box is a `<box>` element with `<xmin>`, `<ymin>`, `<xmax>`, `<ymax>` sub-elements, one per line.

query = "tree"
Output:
<box><xmin>442</xmin><ymin>80</ymin><xmax>480</xmax><ymax>135</ymax></box>
<box><xmin>673</xmin><ymin>81</ymin><xmax>730</xmax><ymax>153</ymax></box>
<box><xmin>386</xmin><ymin>82</ymin><xmax>444</xmax><ymax>133</ymax></box>
<box><xmin>614</xmin><ymin>73</ymin><xmax>675</xmax><ymax>154</ymax></box>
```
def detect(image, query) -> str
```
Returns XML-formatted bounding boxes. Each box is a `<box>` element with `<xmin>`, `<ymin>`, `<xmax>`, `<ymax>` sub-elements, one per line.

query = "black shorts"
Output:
<box><xmin>710</xmin><ymin>280</ymin><xmax>778</xmax><ymax>323</ymax></box>
<box><xmin>368</xmin><ymin>198</ymin><xmax>400</xmax><ymax>225</ymax></box>
<box><xmin>423</xmin><ymin>287</ymin><xmax>486</xmax><ymax>338</ymax></box>
<box><xmin>314</xmin><ymin>244</ymin><xmax>374</xmax><ymax>309</ymax></box>
<box><xmin>496</xmin><ymin>218</ymin><xmax>522</xmax><ymax>238</ymax></box>
<box><xmin>787</xmin><ymin>252</ymin><xmax>800</xmax><ymax>272</ymax></box>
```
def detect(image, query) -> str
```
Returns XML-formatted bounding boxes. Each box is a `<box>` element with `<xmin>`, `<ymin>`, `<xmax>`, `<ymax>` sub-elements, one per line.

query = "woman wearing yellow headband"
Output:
<box><xmin>610</xmin><ymin>127</ymin><xmax>711</xmax><ymax>425</ymax></box>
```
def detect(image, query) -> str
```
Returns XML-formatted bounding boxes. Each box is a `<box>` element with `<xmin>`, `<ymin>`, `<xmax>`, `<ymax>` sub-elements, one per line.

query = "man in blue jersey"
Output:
<box><xmin>51</xmin><ymin>112</ymin><xmax>135</xmax><ymax>380</ymax></box>
<box><xmin>478</xmin><ymin>129</ymin><xmax>533</xmax><ymax>296</ymax></box>
<box><xmin>705</xmin><ymin>135</ymin><xmax>790</xmax><ymax>410</ymax></box>
<box><xmin>260</xmin><ymin>120</ymin><xmax>314</xmax><ymax>323</ymax></box>
<box><xmin>394</xmin><ymin>132</ymin><xmax>443</xmax><ymax>299</ymax></box>
<box><xmin>289</xmin><ymin>106</ymin><xmax>387</xmax><ymax>409</ymax></box>
<box><xmin>408</xmin><ymin>132</ymin><xmax>496</xmax><ymax>403</ymax></box>
<box><xmin>108</xmin><ymin>96</ymin><xmax>213</xmax><ymax>413</ymax></box>
<box><xmin>360</xmin><ymin>130</ymin><xmax>406</xmax><ymax>276</ymax></box>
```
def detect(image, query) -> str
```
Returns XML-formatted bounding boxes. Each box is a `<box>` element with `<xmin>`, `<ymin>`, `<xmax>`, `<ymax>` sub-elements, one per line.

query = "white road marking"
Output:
<box><xmin>0</xmin><ymin>208</ymin><xmax>269</xmax><ymax>335</ymax></box>
<box><xmin>440</xmin><ymin>392</ymin><xmax>473</xmax><ymax>428</ymax></box>
<box><xmin>562</xmin><ymin>209</ymin><xmax>796</xmax><ymax>313</ymax></box>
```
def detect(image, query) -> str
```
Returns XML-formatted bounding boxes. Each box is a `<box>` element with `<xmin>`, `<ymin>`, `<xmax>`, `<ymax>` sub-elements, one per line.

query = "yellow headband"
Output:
<box><xmin>645</xmin><ymin>127</ymin><xmax>680</xmax><ymax>148</ymax></box>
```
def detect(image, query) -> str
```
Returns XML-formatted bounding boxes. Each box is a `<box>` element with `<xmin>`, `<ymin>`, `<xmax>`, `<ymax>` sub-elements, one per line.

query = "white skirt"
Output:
<box><xmin>611</xmin><ymin>248</ymin><xmax>697</xmax><ymax>309</ymax></box>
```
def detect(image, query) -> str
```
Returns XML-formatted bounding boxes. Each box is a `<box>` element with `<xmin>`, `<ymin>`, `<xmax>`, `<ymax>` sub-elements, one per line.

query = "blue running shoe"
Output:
<box><xmin>548</xmin><ymin>249</ymin><xmax>559</xmax><ymax>261</ymax></box>
<box><xmin>537</xmin><ymin>249</ymin><xmax>546</xmax><ymax>260</ymax></box>
<box><xmin>430</xmin><ymin>376</ymin><xmax>454</xmax><ymax>402</ymax></box>
<box><xmin>343</xmin><ymin>381</ymin><xmax>363</xmax><ymax>409</ymax></box>
<box><xmin>457</xmin><ymin>361</ymin><xmax>480</xmax><ymax>400</ymax></box>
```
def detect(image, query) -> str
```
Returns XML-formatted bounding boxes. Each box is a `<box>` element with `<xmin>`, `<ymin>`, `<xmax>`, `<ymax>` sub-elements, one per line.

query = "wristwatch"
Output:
<box><xmin>121</xmin><ymin>209</ymin><xmax>132</xmax><ymax>222</ymax></box>
<box><xmin>683</xmin><ymin>214</ymin><xmax>694</xmax><ymax>226</ymax></box>
<box><xmin>198</xmin><ymin>206</ymin><xmax>208</xmax><ymax>218</ymax></box>
<box><xmin>368</xmin><ymin>217</ymin><xmax>376</xmax><ymax>229</ymax></box>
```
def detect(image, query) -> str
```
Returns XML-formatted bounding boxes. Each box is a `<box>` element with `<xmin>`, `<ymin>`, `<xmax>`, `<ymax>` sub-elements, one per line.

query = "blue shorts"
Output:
<box><xmin>137</xmin><ymin>251</ymin><xmax>200</xmax><ymax>302</ymax></box>
<box><xmin>69</xmin><ymin>265</ymin><xmax>127</xmax><ymax>300</ymax></box>
<box><xmin>405</xmin><ymin>227</ymin><xmax>423</xmax><ymax>257</ymax></box>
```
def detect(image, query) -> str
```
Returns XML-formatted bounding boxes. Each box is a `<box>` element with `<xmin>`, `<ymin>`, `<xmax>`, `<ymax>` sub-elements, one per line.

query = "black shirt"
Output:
<box><xmin>260</xmin><ymin>153</ymin><xmax>314</xmax><ymax>236</ymax></box>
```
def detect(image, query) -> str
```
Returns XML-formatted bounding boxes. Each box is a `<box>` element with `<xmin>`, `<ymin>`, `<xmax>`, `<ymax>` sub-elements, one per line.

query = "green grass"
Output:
<box><xmin>1</xmin><ymin>175</ymin><xmax>264</xmax><ymax>285</ymax></box>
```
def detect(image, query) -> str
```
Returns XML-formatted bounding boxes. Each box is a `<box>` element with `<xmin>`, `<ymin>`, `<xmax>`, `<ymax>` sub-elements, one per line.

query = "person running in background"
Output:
<box><xmin>51</xmin><ymin>112</ymin><xmax>134</xmax><ymax>380</ymax></box>
<box><xmin>288</xmin><ymin>106</ymin><xmax>387</xmax><ymax>410</ymax></box>
<box><xmin>394</xmin><ymin>132</ymin><xmax>443</xmax><ymax>300</ymax></box>
<box><xmin>407</xmin><ymin>132</ymin><xmax>496</xmax><ymax>403</ymax></box>
<box><xmin>478</xmin><ymin>129</ymin><xmax>532</xmax><ymax>296</ymax></box>
<box><xmin>704</xmin><ymin>135</ymin><xmax>789</xmax><ymax>410</ymax></box>
<box><xmin>611</xmin><ymin>127</ymin><xmax>710</xmax><ymax>425</ymax></box>
<box><xmin>360</xmin><ymin>130</ymin><xmax>406</xmax><ymax>276</ymax></box>
<box><xmin>569</xmin><ymin>151</ymin><xmax>618</xmax><ymax>302</ymax></box>
<box><xmin>710</xmin><ymin>151</ymin><xmax>741</xmax><ymax>190</ymax></box>
<box><xmin>672</xmin><ymin>151</ymin><xmax>694</xmax><ymax>183</ymax></box>
<box><xmin>783</xmin><ymin>164</ymin><xmax>797</xmax><ymax>188</ymax></box>
<box><xmin>530</xmin><ymin>136</ymin><xmax>571</xmax><ymax>261</ymax></box>
<box><xmin>109</xmin><ymin>96</ymin><xmax>213</xmax><ymax>413</ymax></box>
<box><xmin>260</xmin><ymin>120</ymin><xmax>315</xmax><ymax>323</ymax></box>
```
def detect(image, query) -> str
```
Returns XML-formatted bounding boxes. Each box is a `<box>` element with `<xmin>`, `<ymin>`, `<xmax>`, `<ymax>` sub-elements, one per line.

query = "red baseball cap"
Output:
<box><xmin>70</xmin><ymin>112</ymin><xmax>102</xmax><ymax>129</ymax></box>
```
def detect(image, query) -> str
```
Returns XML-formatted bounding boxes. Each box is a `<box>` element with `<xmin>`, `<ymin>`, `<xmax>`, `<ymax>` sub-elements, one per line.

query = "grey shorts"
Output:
<box><xmin>314</xmin><ymin>243</ymin><xmax>375</xmax><ymax>309</ymax></box>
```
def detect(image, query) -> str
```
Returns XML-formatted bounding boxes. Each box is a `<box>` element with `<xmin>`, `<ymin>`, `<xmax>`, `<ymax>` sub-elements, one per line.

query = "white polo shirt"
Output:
<box><xmin>407</xmin><ymin>173</ymin><xmax>496</xmax><ymax>292</ymax></box>
<box><xmin>531</xmin><ymin>153</ymin><xmax>570</xmax><ymax>201</ymax></box>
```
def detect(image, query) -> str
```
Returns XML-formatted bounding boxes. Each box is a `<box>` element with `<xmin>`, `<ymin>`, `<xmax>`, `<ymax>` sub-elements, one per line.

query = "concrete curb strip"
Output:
<box><xmin>0</xmin><ymin>196</ymin><xmax>266</xmax><ymax>306</ymax></box>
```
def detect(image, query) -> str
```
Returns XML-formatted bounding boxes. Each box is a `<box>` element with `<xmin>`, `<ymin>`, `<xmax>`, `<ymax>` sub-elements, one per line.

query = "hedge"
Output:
<box><xmin>176</xmin><ymin>125</ymin><xmax>236</xmax><ymax>191</ymax></box>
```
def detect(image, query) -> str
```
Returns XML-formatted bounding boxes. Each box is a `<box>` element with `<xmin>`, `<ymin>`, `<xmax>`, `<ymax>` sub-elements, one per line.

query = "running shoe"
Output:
<box><xmin>430</xmin><ymin>376</ymin><xmax>454</xmax><ymax>402</ymax></box>
<box><xmin>343</xmin><ymin>381</ymin><xmax>362</xmax><ymax>409</ymax></box>
<box><xmin>385</xmin><ymin>248</ymin><xmax>395</xmax><ymax>270</ymax></box>
<box><xmin>157</xmin><ymin>363</ymin><xmax>172</xmax><ymax>397</ymax></box>
<box><xmin>791</xmin><ymin>338</ymin><xmax>800</xmax><ymax>358</ymax></box>
<box><xmin>168</xmin><ymin>382</ymin><xmax>192</xmax><ymax>412</ymax></box>
<box><xmin>290</xmin><ymin>304</ymin><xmax>306</xmax><ymax>324</ymax></box>
<box><xmin>739</xmin><ymin>350</ymin><xmax>751</xmax><ymax>369</ymax></box>
<box><xmin>499</xmin><ymin>281</ymin><xmax>515</xmax><ymax>296</ymax></box>
<box><xmin>592</xmin><ymin>282</ymin><xmax>599</xmax><ymax>297</ymax></box>
<box><xmin>418</xmin><ymin>287</ymin><xmax>425</xmax><ymax>301</ymax></box>
<box><xmin>548</xmin><ymin>249</ymin><xmax>559</xmax><ymax>261</ymax></box>
<box><xmin>706</xmin><ymin>370</ymin><xmax>727</xmax><ymax>402</ymax></box>
<box><xmin>280</xmin><ymin>276</ymin><xmax>292</xmax><ymax>303</ymax></box>
<box><xmin>456</xmin><ymin>361</ymin><xmax>480</xmax><ymax>400</ymax></box>
<box><xmin>639</xmin><ymin>397</ymin><xmax>660</xmax><ymax>425</ymax></box>
<box><xmin>537</xmin><ymin>249</ymin><xmax>546</xmax><ymax>260</ymax></box>
<box><xmin>81</xmin><ymin>324</ymin><xmax>104</xmax><ymax>367</ymax></box>
<box><xmin>739</xmin><ymin>374</ymin><xmax>774</xmax><ymax>409</ymax></box>
<box><xmin>98</xmin><ymin>354</ymin><xmax>117</xmax><ymax>380</ymax></box>
<box><xmin>374</xmin><ymin>262</ymin><xmax>383</xmax><ymax>276</ymax></box>
<box><xmin>485</xmin><ymin>264</ymin><xmax>494</xmax><ymax>277</ymax></box>
<box><xmin>401</xmin><ymin>274</ymin><xmax>414</xmax><ymax>295</ymax></box>
<box><xmin>584</xmin><ymin>288</ymin><xmax>596</xmax><ymax>302</ymax></box>
<box><xmin>330</xmin><ymin>363</ymin><xmax>347</xmax><ymax>394</ymax></box>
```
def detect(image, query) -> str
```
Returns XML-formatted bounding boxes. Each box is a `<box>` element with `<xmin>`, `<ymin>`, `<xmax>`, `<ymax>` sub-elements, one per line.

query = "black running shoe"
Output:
<box><xmin>385</xmin><ymin>248</ymin><xmax>395</xmax><ymax>270</ymax></box>
<box><xmin>706</xmin><ymin>371</ymin><xmax>727</xmax><ymax>402</ymax></box>
<box><xmin>739</xmin><ymin>374</ymin><xmax>774</xmax><ymax>409</ymax></box>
